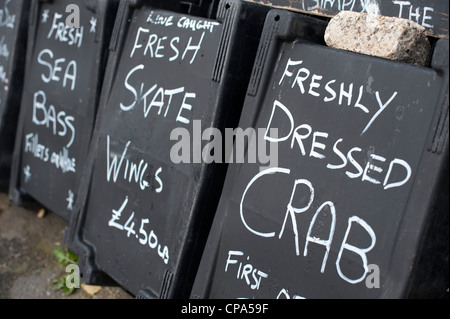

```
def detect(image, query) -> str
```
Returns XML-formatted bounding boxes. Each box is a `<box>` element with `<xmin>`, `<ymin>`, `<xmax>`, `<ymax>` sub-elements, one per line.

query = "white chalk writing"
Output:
<box><xmin>0</xmin><ymin>36</ymin><xmax>9</xmax><ymax>58</ymax></box>
<box><xmin>392</xmin><ymin>1</ymin><xmax>435</xmax><ymax>28</ymax></box>
<box><xmin>296</xmin><ymin>1</ymin><xmax>438</xmax><ymax>29</ymax></box>
<box><xmin>89</xmin><ymin>17</ymin><xmax>97</xmax><ymax>33</ymax></box>
<box><xmin>130</xmin><ymin>26</ymin><xmax>205</xmax><ymax>64</ymax></box>
<box><xmin>32</xmin><ymin>90</ymin><xmax>76</xmax><ymax>148</ymax></box>
<box><xmin>265</xmin><ymin>100</ymin><xmax>412</xmax><ymax>189</ymax></box>
<box><xmin>66</xmin><ymin>190</ymin><xmax>74</xmax><ymax>210</ymax></box>
<box><xmin>0</xmin><ymin>0</ymin><xmax>15</xmax><ymax>29</ymax></box>
<box><xmin>0</xmin><ymin>65</ymin><xmax>6</xmax><ymax>83</ymax></box>
<box><xmin>120</xmin><ymin>64</ymin><xmax>196</xmax><ymax>125</ymax></box>
<box><xmin>23</xmin><ymin>165</ymin><xmax>32</xmax><ymax>183</ymax></box>
<box><xmin>225</xmin><ymin>250</ymin><xmax>269</xmax><ymax>290</ymax></box>
<box><xmin>147</xmin><ymin>11</ymin><xmax>220</xmax><ymax>33</ymax></box>
<box><xmin>106</xmin><ymin>135</ymin><xmax>163</xmax><ymax>193</ymax></box>
<box><xmin>240</xmin><ymin>168</ymin><xmax>377</xmax><ymax>284</ymax></box>
<box><xmin>279</xmin><ymin>58</ymin><xmax>398</xmax><ymax>136</ymax></box>
<box><xmin>24</xmin><ymin>132</ymin><xmax>76</xmax><ymax>173</ymax></box>
<box><xmin>108</xmin><ymin>196</ymin><xmax>169</xmax><ymax>264</ymax></box>
<box><xmin>37</xmin><ymin>48</ymin><xmax>77</xmax><ymax>90</ymax></box>
<box><xmin>42</xmin><ymin>9</ymin><xmax>49</xmax><ymax>23</ymax></box>
<box><xmin>47</xmin><ymin>12</ymin><xmax>84</xmax><ymax>47</ymax></box>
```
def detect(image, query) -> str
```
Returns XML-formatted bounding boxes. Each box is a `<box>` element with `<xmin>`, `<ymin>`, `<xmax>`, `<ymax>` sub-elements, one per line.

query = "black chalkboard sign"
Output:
<box><xmin>191</xmin><ymin>10</ymin><xmax>449</xmax><ymax>299</ymax></box>
<box><xmin>0</xmin><ymin>0</ymin><xmax>29</xmax><ymax>186</ymax></box>
<box><xmin>245</xmin><ymin>0</ymin><xmax>449</xmax><ymax>38</ymax></box>
<box><xmin>9</xmin><ymin>0</ymin><xmax>119</xmax><ymax>220</ymax></box>
<box><xmin>65</xmin><ymin>0</ymin><xmax>269</xmax><ymax>298</ymax></box>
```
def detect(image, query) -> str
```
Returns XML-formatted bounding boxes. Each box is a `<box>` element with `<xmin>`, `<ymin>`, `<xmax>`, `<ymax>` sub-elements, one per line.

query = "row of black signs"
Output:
<box><xmin>0</xmin><ymin>0</ymin><xmax>448</xmax><ymax>299</ymax></box>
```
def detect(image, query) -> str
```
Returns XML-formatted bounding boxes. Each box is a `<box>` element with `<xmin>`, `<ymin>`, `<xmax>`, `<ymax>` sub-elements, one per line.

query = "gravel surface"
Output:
<box><xmin>0</xmin><ymin>192</ymin><xmax>132</xmax><ymax>299</ymax></box>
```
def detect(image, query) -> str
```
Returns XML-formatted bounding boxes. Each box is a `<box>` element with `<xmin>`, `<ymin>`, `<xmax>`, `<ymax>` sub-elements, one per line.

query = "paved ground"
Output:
<box><xmin>0</xmin><ymin>192</ymin><xmax>132</xmax><ymax>299</ymax></box>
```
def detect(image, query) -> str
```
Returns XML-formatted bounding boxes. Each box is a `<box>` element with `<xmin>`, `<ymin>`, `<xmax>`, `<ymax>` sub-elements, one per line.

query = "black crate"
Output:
<box><xmin>0</xmin><ymin>0</ymin><xmax>29</xmax><ymax>187</ymax></box>
<box><xmin>65</xmin><ymin>0</ymin><xmax>270</xmax><ymax>298</ymax></box>
<box><xmin>9</xmin><ymin>0</ymin><xmax>119</xmax><ymax>220</ymax></box>
<box><xmin>190</xmin><ymin>10</ymin><xmax>449</xmax><ymax>299</ymax></box>
<box><xmin>244</xmin><ymin>0</ymin><xmax>449</xmax><ymax>38</ymax></box>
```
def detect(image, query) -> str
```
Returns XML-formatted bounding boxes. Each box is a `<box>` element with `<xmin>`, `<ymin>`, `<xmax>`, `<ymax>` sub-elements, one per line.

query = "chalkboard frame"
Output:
<box><xmin>8</xmin><ymin>0</ymin><xmax>119</xmax><ymax>220</ymax></box>
<box><xmin>65</xmin><ymin>0</ymin><xmax>271</xmax><ymax>298</ymax></box>
<box><xmin>190</xmin><ymin>9</ymin><xmax>449</xmax><ymax>299</ymax></box>
<box><xmin>0</xmin><ymin>0</ymin><xmax>29</xmax><ymax>187</ymax></box>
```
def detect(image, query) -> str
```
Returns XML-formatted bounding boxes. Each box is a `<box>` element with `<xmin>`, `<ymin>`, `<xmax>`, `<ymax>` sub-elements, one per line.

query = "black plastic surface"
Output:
<box><xmin>65</xmin><ymin>0</ymin><xmax>269</xmax><ymax>298</ymax></box>
<box><xmin>0</xmin><ymin>0</ymin><xmax>29</xmax><ymax>187</ymax></box>
<box><xmin>191</xmin><ymin>10</ymin><xmax>449</xmax><ymax>299</ymax></box>
<box><xmin>9</xmin><ymin>0</ymin><xmax>119</xmax><ymax>220</ymax></box>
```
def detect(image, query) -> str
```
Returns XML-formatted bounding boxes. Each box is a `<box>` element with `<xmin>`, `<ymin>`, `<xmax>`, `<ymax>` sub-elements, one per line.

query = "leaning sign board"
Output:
<box><xmin>9</xmin><ymin>0</ymin><xmax>119</xmax><ymax>220</ymax></box>
<box><xmin>65</xmin><ymin>0</ymin><xmax>269</xmax><ymax>298</ymax></box>
<box><xmin>244</xmin><ymin>0</ymin><xmax>449</xmax><ymax>38</ymax></box>
<box><xmin>191</xmin><ymin>10</ymin><xmax>449</xmax><ymax>299</ymax></box>
<box><xmin>0</xmin><ymin>0</ymin><xmax>29</xmax><ymax>185</ymax></box>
